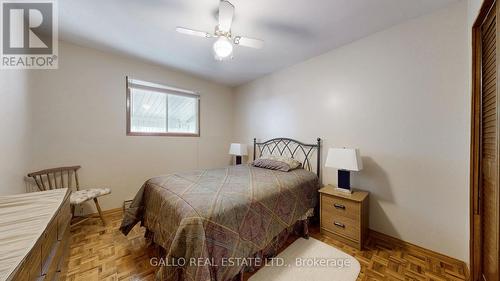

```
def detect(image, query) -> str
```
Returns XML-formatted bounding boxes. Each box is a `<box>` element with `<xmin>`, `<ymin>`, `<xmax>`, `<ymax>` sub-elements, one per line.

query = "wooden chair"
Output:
<box><xmin>27</xmin><ymin>166</ymin><xmax>111</xmax><ymax>226</ymax></box>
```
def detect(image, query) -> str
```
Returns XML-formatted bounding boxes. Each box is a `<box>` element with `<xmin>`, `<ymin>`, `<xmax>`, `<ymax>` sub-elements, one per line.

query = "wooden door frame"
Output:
<box><xmin>470</xmin><ymin>0</ymin><xmax>499</xmax><ymax>280</ymax></box>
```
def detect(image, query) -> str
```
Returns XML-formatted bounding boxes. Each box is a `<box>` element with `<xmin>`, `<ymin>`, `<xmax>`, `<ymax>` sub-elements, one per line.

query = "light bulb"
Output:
<box><xmin>213</xmin><ymin>36</ymin><xmax>233</xmax><ymax>60</ymax></box>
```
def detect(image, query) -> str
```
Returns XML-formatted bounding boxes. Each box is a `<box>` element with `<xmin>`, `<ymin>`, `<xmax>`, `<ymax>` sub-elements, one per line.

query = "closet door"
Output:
<box><xmin>480</xmin><ymin>2</ymin><xmax>500</xmax><ymax>280</ymax></box>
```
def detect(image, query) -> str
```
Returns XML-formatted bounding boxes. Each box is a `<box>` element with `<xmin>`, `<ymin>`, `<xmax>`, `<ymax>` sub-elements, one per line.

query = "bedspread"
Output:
<box><xmin>120</xmin><ymin>164</ymin><xmax>319</xmax><ymax>281</ymax></box>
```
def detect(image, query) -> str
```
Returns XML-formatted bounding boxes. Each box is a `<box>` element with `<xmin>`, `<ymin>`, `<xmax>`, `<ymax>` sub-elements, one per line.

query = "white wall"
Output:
<box><xmin>468</xmin><ymin>0</ymin><xmax>484</xmax><ymax>28</ymax></box>
<box><xmin>0</xmin><ymin>71</ymin><xmax>32</xmax><ymax>195</ymax></box>
<box><xmin>233</xmin><ymin>2</ymin><xmax>469</xmax><ymax>261</ymax></box>
<box><xmin>28</xmin><ymin>42</ymin><xmax>234</xmax><ymax>211</ymax></box>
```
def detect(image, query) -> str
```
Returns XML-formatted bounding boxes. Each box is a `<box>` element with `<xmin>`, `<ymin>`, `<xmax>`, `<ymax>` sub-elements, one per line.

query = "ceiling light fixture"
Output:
<box><xmin>176</xmin><ymin>1</ymin><xmax>263</xmax><ymax>62</ymax></box>
<box><xmin>213</xmin><ymin>36</ymin><xmax>233</xmax><ymax>60</ymax></box>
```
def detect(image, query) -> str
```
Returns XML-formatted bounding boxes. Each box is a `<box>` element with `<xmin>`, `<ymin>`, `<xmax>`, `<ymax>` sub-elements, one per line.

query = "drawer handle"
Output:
<box><xmin>333</xmin><ymin>221</ymin><xmax>345</xmax><ymax>228</ymax></box>
<box><xmin>334</xmin><ymin>203</ymin><xmax>346</xmax><ymax>210</ymax></box>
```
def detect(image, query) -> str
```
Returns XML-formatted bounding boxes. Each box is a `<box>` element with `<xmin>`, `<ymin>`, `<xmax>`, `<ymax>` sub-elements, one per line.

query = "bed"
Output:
<box><xmin>120</xmin><ymin>137</ymin><xmax>321</xmax><ymax>281</ymax></box>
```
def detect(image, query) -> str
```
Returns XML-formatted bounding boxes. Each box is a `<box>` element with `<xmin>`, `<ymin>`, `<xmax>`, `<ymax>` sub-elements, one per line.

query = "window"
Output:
<box><xmin>126</xmin><ymin>77</ymin><xmax>200</xmax><ymax>136</ymax></box>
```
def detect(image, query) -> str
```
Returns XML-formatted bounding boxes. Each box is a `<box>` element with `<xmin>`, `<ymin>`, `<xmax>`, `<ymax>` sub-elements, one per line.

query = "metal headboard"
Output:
<box><xmin>253</xmin><ymin>137</ymin><xmax>321</xmax><ymax>177</ymax></box>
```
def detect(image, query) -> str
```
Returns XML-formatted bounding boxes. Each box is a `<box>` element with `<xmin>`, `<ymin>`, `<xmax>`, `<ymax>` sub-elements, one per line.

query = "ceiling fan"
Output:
<box><xmin>176</xmin><ymin>0</ymin><xmax>264</xmax><ymax>61</ymax></box>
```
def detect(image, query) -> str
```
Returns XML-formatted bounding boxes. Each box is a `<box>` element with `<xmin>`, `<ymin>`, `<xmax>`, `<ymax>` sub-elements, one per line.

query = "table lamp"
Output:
<box><xmin>325</xmin><ymin>147</ymin><xmax>363</xmax><ymax>193</ymax></box>
<box><xmin>229</xmin><ymin>143</ymin><xmax>247</xmax><ymax>165</ymax></box>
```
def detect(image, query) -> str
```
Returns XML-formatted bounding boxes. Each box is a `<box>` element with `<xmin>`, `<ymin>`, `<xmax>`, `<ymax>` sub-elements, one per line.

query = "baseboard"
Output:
<box><xmin>464</xmin><ymin>264</ymin><xmax>470</xmax><ymax>281</ymax></box>
<box><xmin>369</xmin><ymin>229</ymin><xmax>469</xmax><ymax>280</ymax></box>
<box><xmin>102</xmin><ymin>207</ymin><xmax>123</xmax><ymax>215</ymax></box>
<box><xmin>88</xmin><ymin>207</ymin><xmax>122</xmax><ymax>216</ymax></box>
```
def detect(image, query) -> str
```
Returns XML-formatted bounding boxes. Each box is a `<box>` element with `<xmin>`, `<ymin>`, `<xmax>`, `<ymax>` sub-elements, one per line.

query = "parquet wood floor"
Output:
<box><xmin>60</xmin><ymin>210</ymin><xmax>467</xmax><ymax>281</ymax></box>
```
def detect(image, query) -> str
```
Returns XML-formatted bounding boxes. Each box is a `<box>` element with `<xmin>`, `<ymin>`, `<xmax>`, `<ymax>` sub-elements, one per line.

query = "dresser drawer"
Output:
<box><xmin>41</xmin><ymin>219</ymin><xmax>58</xmax><ymax>275</ymax></box>
<box><xmin>27</xmin><ymin>242</ymin><xmax>43</xmax><ymax>279</ymax></box>
<box><xmin>321</xmin><ymin>194</ymin><xmax>360</xmax><ymax>220</ymax></box>
<box><xmin>41</xmin><ymin>207</ymin><xmax>70</xmax><ymax>280</ymax></box>
<box><xmin>10</xmin><ymin>265</ymin><xmax>29</xmax><ymax>281</ymax></box>
<box><xmin>41</xmin><ymin>240</ymin><xmax>64</xmax><ymax>281</ymax></box>
<box><xmin>11</xmin><ymin>240</ymin><xmax>42</xmax><ymax>280</ymax></box>
<box><xmin>57</xmin><ymin>196</ymin><xmax>71</xmax><ymax>241</ymax></box>
<box><xmin>321</xmin><ymin>211</ymin><xmax>360</xmax><ymax>241</ymax></box>
<box><xmin>57</xmin><ymin>225</ymin><xmax>71</xmax><ymax>272</ymax></box>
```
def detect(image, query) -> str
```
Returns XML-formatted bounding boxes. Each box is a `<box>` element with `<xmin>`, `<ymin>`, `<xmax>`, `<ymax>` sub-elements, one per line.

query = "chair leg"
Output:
<box><xmin>70</xmin><ymin>204</ymin><xmax>91</xmax><ymax>227</ymax></box>
<box><xmin>93</xmin><ymin>198</ymin><xmax>106</xmax><ymax>226</ymax></box>
<box><xmin>70</xmin><ymin>205</ymin><xmax>75</xmax><ymax>226</ymax></box>
<box><xmin>71</xmin><ymin>205</ymin><xmax>75</xmax><ymax>219</ymax></box>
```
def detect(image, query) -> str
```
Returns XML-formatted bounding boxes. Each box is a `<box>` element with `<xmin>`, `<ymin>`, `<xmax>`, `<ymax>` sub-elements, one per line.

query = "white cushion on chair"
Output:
<box><xmin>70</xmin><ymin>188</ymin><xmax>111</xmax><ymax>205</ymax></box>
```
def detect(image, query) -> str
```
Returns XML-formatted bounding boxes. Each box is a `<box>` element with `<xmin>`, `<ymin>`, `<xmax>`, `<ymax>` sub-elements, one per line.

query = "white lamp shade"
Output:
<box><xmin>229</xmin><ymin>143</ymin><xmax>248</xmax><ymax>156</ymax></box>
<box><xmin>325</xmin><ymin>148</ymin><xmax>363</xmax><ymax>171</ymax></box>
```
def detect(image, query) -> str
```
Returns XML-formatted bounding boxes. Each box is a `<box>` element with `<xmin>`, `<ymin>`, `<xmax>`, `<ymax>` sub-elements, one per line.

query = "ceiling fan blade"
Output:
<box><xmin>218</xmin><ymin>0</ymin><xmax>234</xmax><ymax>32</ymax></box>
<box><xmin>234</xmin><ymin>36</ymin><xmax>264</xmax><ymax>49</ymax></box>
<box><xmin>176</xmin><ymin>27</ymin><xmax>211</xmax><ymax>38</ymax></box>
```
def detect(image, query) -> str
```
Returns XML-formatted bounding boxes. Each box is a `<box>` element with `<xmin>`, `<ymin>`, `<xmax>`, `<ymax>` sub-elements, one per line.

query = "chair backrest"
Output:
<box><xmin>27</xmin><ymin>166</ymin><xmax>81</xmax><ymax>191</ymax></box>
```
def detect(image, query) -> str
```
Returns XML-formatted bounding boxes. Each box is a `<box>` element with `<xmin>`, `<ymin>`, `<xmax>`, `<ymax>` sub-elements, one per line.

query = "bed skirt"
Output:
<box><xmin>149</xmin><ymin>215</ymin><xmax>312</xmax><ymax>281</ymax></box>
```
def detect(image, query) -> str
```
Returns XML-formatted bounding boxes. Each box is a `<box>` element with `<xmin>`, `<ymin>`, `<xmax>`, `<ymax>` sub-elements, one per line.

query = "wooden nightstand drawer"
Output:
<box><xmin>319</xmin><ymin>186</ymin><xmax>369</xmax><ymax>250</ymax></box>
<box><xmin>321</xmin><ymin>212</ymin><xmax>360</xmax><ymax>241</ymax></box>
<box><xmin>321</xmin><ymin>194</ymin><xmax>360</xmax><ymax>220</ymax></box>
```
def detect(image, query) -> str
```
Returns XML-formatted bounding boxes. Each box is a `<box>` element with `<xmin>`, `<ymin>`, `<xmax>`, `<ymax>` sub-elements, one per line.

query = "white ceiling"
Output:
<box><xmin>59</xmin><ymin>0</ymin><xmax>459</xmax><ymax>86</ymax></box>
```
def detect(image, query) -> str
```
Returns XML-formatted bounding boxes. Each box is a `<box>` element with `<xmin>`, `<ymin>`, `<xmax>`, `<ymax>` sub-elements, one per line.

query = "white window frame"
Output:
<box><xmin>126</xmin><ymin>77</ymin><xmax>200</xmax><ymax>137</ymax></box>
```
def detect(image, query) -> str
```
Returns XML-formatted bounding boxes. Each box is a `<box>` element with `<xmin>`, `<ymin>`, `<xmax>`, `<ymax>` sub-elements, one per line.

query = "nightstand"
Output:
<box><xmin>319</xmin><ymin>185</ymin><xmax>369</xmax><ymax>250</ymax></box>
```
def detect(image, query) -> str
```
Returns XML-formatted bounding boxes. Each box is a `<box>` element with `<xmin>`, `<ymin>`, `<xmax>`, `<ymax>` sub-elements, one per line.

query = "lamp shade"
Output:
<box><xmin>325</xmin><ymin>148</ymin><xmax>363</xmax><ymax>171</ymax></box>
<box><xmin>229</xmin><ymin>143</ymin><xmax>248</xmax><ymax>156</ymax></box>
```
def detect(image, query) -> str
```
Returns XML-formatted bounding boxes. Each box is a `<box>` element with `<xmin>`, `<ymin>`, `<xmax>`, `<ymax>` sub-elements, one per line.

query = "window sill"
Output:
<box><xmin>126</xmin><ymin>132</ymin><xmax>200</xmax><ymax>137</ymax></box>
